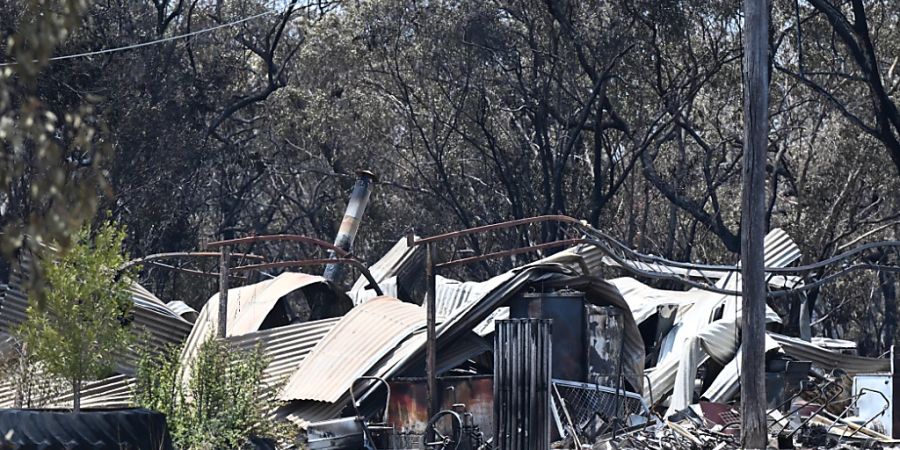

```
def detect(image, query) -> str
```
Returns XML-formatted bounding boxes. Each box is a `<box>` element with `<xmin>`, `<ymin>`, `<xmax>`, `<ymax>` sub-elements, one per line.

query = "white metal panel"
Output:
<box><xmin>853</xmin><ymin>374</ymin><xmax>892</xmax><ymax>436</ymax></box>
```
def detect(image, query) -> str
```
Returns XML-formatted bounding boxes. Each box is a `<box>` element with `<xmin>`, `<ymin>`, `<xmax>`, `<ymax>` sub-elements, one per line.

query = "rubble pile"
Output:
<box><xmin>1</xmin><ymin>214</ymin><xmax>899</xmax><ymax>450</ymax></box>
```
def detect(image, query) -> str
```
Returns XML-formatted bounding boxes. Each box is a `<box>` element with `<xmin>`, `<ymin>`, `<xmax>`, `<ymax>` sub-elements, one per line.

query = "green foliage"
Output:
<box><xmin>0</xmin><ymin>0</ymin><xmax>112</xmax><ymax>260</ymax></box>
<box><xmin>0</xmin><ymin>339</ymin><xmax>68</xmax><ymax>408</ymax></box>
<box><xmin>18</xmin><ymin>220</ymin><xmax>134</xmax><ymax>410</ymax></box>
<box><xmin>134</xmin><ymin>338</ymin><xmax>293</xmax><ymax>449</ymax></box>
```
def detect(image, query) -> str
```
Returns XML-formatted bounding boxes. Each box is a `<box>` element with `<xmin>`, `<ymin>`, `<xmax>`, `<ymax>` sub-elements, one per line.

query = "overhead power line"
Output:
<box><xmin>0</xmin><ymin>9</ymin><xmax>276</xmax><ymax>67</ymax></box>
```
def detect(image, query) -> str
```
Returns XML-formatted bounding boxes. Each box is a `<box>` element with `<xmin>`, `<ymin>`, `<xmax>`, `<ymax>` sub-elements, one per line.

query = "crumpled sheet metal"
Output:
<box><xmin>280</xmin><ymin>249</ymin><xmax>646</xmax><ymax>425</ymax></box>
<box><xmin>608</xmin><ymin>277</ymin><xmax>695</xmax><ymax>325</ymax></box>
<box><xmin>350</xmin><ymin>236</ymin><xmax>424</xmax><ymax>305</ymax></box>
<box><xmin>275</xmin><ymin>329</ymin><xmax>492</xmax><ymax>428</ymax></box>
<box><xmin>431</xmin><ymin>263</ymin><xmax>646</xmax><ymax>393</ymax></box>
<box><xmin>631</xmin><ymin>229</ymin><xmax>801</xmax><ymax>416</ymax></box>
<box><xmin>165</xmin><ymin>300</ymin><xmax>198</xmax><ymax>322</ymax></box>
<box><xmin>689</xmin><ymin>330</ymin><xmax>891</xmax><ymax>406</ymax></box>
<box><xmin>601</xmin><ymin>256</ymin><xmax>803</xmax><ymax>290</ymax></box>
<box><xmin>772</xmin><ymin>333</ymin><xmax>890</xmax><ymax>374</ymax></box>
<box><xmin>179</xmin><ymin>272</ymin><xmax>347</xmax><ymax>382</ymax></box>
<box><xmin>0</xmin><ymin>257</ymin><xmax>190</xmax><ymax>349</ymax></box>
<box><xmin>280</xmin><ymin>296</ymin><xmax>426</xmax><ymax>402</ymax></box>
<box><xmin>225</xmin><ymin>317</ymin><xmax>339</xmax><ymax>388</ymax></box>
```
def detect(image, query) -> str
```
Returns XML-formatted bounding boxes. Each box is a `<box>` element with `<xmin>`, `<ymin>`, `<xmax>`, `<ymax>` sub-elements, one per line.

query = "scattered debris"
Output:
<box><xmin>1</xmin><ymin>215</ymin><xmax>899</xmax><ymax>449</ymax></box>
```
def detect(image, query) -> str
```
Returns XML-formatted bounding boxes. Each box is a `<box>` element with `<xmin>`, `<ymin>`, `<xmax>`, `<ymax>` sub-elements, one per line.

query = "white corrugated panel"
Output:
<box><xmin>608</xmin><ymin>277</ymin><xmax>693</xmax><ymax>325</ymax></box>
<box><xmin>635</xmin><ymin>228</ymin><xmax>802</xmax><ymax>416</ymax></box>
<box><xmin>350</xmin><ymin>237</ymin><xmax>424</xmax><ymax>305</ymax></box>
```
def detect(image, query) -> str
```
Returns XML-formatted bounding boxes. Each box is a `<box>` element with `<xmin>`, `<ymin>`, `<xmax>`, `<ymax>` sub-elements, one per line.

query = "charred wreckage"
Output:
<box><xmin>1</xmin><ymin>171</ymin><xmax>900</xmax><ymax>449</ymax></box>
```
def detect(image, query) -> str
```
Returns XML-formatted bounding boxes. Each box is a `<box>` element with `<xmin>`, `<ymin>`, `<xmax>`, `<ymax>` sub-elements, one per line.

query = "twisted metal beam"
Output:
<box><xmin>412</xmin><ymin>215</ymin><xmax>900</xmax><ymax>298</ymax></box>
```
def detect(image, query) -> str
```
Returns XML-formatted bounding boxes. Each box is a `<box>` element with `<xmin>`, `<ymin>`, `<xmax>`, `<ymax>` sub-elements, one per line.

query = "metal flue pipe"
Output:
<box><xmin>323</xmin><ymin>170</ymin><xmax>377</xmax><ymax>283</ymax></box>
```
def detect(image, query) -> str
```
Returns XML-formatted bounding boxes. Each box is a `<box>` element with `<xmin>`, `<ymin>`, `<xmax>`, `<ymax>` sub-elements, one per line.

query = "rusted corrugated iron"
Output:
<box><xmin>280</xmin><ymin>297</ymin><xmax>425</xmax><ymax>403</ymax></box>
<box><xmin>494</xmin><ymin>319</ymin><xmax>552</xmax><ymax>450</ymax></box>
<box><xmin>179</xmin><ymin>272</ymin><xmax>348</xmax><ymax>380</ymax></box>
<box><xmin>224</xmin><ymin>317</ymin><xmax>339</xmax><ymax>387</ymax></box>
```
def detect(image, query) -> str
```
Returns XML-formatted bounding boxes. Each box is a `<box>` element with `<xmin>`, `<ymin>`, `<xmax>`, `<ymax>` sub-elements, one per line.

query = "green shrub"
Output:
<box><xmin>134</xmin><ymin>338</ymin><xmax>293</xmax><ymax>449</ymax></box>
<box><xmin>18</xmin><ymin>220</ymin><xmax>134</xmax><ymax>411</ymax></box>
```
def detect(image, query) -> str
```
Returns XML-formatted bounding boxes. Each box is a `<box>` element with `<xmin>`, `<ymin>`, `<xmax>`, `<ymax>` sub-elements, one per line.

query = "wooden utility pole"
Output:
<box><xmin>217</xmin><ymin>246</ymin><xmax>230</xmax><ymax>338</ymax></box>
<box><xmin>740</xmin><ymin>0</ymin><xmax>769</xmax><ymax>447</ymax></box>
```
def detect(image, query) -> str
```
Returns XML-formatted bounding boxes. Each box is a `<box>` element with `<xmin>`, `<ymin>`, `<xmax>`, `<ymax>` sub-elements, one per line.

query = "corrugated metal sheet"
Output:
<box><xmin>0</xmin><ymin>263</ymin><xmax>28</xmax><ymax>335</ymax></box>
<box><xmin>350</xmin><ymin>237</ymin><xmax>424</xmax><ymax>305</ymax></box>
<box><xmin>0</xmin><ymin>367</ymin><xmax>135</xmax><ymax>410</ymax></box>
<box><xmin>600</xmin><ymin>257</ymin><xmax>802</xmax><ymax>289</ymax></box>
<box><xmin>280</xmin><ymin>297</ymin><xmax>425</xmax><ymax>402</ymax></box>
<box><xmin>694</xmin><ymin>326</ymin><xmax>781</xmax><ymax>404</ymax></box>
<box><xmin>772</xmin><ymin>333</ymin><xmax>891</xmax><ymax>373</ymax></box>
<box><xmin>179</xmin><ymin>272</ymin><xmax>346</xmax><ymax>381</ymax></box>
<box><xmin>0</xmin><ymin>254</ymin><xmax>191</xmax><ymax>344</ymax></box>
<box><xmin>636</xmin><ymin>228</ymin><xmax>802</xmax><ymax>416</ymax></box>
<box><xmin>165</xmin><ymin>301</ymin><xmax>198</xmax><ymax>322</ymax></box>
<box><xmin>697</xmin><ymin>332</ymin><xmax>889</xmax><ymax>405</ymax></box>
<box><xmin>494</xmin><ymin>319</ymin><xmax>552</xmax><ymax>450</ymax></box>
<box><xmin>434</xmin><ymin>274</ymin><xmax>517</xmax><ymax>319</ymax></box>
<box><xmin>277</xmin><ymin>398</ymin><xmax>350</xmax><ymax>427</ymax></box>
<box><xmin>0</xmin><ymin>318</ymin><xmax>341</xmax><ymax>412</ymax></box>
<box><xmin>0</xmin><ymin>255</ymin><xmax>192</xmax><ymax>376</ymax></box>
<box><xmin>46</xmin><ymin>374</ymin><xmax>135</xmax><ymax>409</ymax></box>
<box><xmin>608</xmin><ymin>277</ymin><xmax>693</xmax><ymax>325</ymax></box>
<box><xmin>225</xmin><ymin>317</ymin><xmax>339</xmax><ymax>387</ymax></box>
<box><xmin>271</xmin><ymin>248</ymin><xmax>648</xmax><ymax>425</ymax></box>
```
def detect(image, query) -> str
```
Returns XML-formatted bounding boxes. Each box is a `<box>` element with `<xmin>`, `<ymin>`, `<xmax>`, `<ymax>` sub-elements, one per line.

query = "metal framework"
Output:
<box><xmin>204</xmin><ymin>233</ymin><xmax>385</xmax><ymax>338</ymax></box>
<box><xmin>120</xmin><ymin>251</ymin><xmax>266</xmax><ymax>278</ymax></box>
<box><xmin>414</xmin><ymin>214</ymin><xmax>900</xmax><ymax>296</ymax></box>
<box><xmin>409</xmin><ymin>214</ymin><xmax>900</xmax><ymax>442</ymax></box>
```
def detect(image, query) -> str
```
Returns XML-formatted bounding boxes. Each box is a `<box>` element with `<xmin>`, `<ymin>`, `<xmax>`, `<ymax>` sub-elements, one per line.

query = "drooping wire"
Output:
<box><xmin>0</xmin><ymin>9</ymin><xmax>277</xmax><ymax>67</ymax></box>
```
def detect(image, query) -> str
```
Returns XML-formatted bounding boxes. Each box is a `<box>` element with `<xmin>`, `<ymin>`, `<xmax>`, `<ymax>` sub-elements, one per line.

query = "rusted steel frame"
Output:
<box><xmin>408</xmin><ymin>215</ymin><xmax>583</xmax><ymax>246</ymax></box>
<box><xmin>434</xmin><ymin>238</ymin><xmax>590</xmax><ymax>270</ymax></box>
<box><xmin>206</xmin><ymin>234</ymin><xmax>350</xmax><ymax>258</ymax></box>
<box><xmin>139</xmin><ymin>260</ymin><xmax>246</xmax><ymax>280</ymax></box>
<box><xmin>121</xmin><ymin>251</ymin><xmax>265</xmax><ymax>270</ymax></box>
<box><xmin>228</xmin><ymin>259</ymin><xmax>384</xmax><ymax>296</ymax></box>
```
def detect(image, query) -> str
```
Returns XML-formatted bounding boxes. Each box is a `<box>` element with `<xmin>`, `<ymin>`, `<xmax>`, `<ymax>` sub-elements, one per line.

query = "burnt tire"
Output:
<box><xmin>0</xmin><ymin>408</ymin><xmax>173</xmax><ymax>450</ymax></box>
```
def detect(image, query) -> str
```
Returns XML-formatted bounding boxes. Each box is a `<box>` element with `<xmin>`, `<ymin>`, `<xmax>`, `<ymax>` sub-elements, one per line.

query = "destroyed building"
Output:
<box><xmin>1</xmin><ymin>214</ymin><xmax>899</xmax><ymax>449</ymax></box>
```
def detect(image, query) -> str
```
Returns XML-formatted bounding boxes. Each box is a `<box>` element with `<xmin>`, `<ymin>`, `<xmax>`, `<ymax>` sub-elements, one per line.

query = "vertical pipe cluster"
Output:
<box><xmin>323</xmin><ymin>170</ymin><xmax>377</xmax><ymax>284</ymax></box>
<box><xmin>494</xmin><ymin>319</ymin><xmax>552</xmax><ymax>450</ymax></box>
